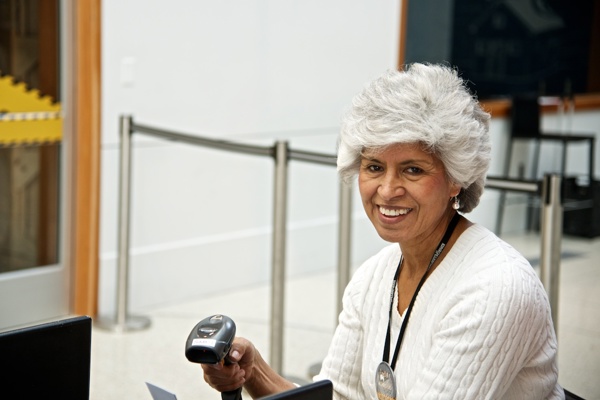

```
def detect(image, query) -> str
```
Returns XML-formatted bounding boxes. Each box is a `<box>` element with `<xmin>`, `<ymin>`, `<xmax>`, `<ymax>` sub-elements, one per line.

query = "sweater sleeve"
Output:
<box><xmin>402</xmin><ymin>241</ymin><xmax>561</xmax><ymax>399</ymax></box>
<box><xmin>315</xmin><ymin>244</ymin><xmax>400</xmax><ymax>400</ymax></box>
<box><xmin>315</xmin><ymin>261</ymin><xmax>368</xmax><ymax>400</ymax></box>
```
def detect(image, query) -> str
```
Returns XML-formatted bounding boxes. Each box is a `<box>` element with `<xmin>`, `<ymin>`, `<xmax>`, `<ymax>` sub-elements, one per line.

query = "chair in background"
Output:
<box><xmin>495</xmin><ymin>95</ymin><xmax>596</xmax><ymax>234</ymax></box>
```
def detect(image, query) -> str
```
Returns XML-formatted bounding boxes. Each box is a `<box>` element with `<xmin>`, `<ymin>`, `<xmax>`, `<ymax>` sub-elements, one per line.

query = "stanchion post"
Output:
<box><xmin>337</xmin><ymin>180</ymin><xmax>352</xmax><ymax>319</ymax></box>
<box><xmin>270</xmin><ymin>141</ymin><xmax>289</xmax><ymax>373</ymax></box>
<box><xmin>96</xmin><ymin>115</ymin><xmax>150</xmax><ymax>332</ymax></box>
<box><xmin>539</xmin><ymin>174</ymin><xmax>562</xmax><ymax>335</ymax></box>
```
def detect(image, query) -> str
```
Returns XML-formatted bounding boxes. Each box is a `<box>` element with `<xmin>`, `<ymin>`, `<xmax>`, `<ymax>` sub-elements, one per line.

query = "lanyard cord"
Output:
<box><xmin>382</xmin><ymin>212</ymin><xmax>461</xmax><ymax>369</ymax></box>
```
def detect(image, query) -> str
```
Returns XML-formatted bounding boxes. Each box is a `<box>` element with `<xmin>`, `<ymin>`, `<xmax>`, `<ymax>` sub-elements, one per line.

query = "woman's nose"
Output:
<box><xmin>378</xmin><ymin>173</ymin><xmax>404</xmax><ymax>199</ymax></box>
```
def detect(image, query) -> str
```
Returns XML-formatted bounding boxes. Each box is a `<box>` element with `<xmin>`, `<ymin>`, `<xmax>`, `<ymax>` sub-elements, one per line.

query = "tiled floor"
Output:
<box><xmin>90</xmin><ymin>232</ymin><xmax>600</xmax><ymax>400</ymax></box>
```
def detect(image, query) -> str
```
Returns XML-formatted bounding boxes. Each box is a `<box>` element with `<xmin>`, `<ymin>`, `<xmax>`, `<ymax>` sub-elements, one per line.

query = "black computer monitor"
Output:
<box><xmin>0</xmin><ymin>316</ymin><xmax>92</xmax><ymax>399</ymax></box>
<box><xmin>258</xmin><ymin>380</ymin><xmax>333</xmax><ymax>400</ymax></box>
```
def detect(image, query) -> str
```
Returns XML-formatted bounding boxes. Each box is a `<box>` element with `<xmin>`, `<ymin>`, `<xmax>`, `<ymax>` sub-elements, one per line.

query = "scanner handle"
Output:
<box><xmin>222</xmin><ymin>388</ymin><xmax>243</xmax><ymax>400</ymax></box>
<box><xmin>222</xmin><ymin>358</ymin><xmax>243</xmax><ymax>400</ymax></box>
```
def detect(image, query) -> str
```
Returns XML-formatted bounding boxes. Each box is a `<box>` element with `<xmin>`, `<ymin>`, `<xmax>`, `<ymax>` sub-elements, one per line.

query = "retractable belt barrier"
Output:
<box><xmin>97</xmin><ymin>115</ymin><xmax>564</xmax><ymax>374</ymax></box>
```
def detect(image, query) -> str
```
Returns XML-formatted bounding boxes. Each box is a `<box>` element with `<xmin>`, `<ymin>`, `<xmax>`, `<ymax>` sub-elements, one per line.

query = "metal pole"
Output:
<box><xmin>307</xmin><ymin>179</ymin><xmax>354</xmax><ymax>380</ymax></box>
<box><xmin>96</xmin><ymin>115</ymin><xmax>150</xmax><ymax>332</ymax></box>
<box><xmin>116</xmin><ymin>114</ymin><xmax>133</xmax><ymax>329</ymax></box>
<box><xmin>270</xmin><ymin>141</ymin><xmax>288</xmax><ymax>373</ymax></box>
<box><xmin>539</xmin><ymin>174</ymin><xmax>562</xmax><ymax>334</ymax></box>
<box><xmin>337</xmin><ymin>180</ymin><xmax>353</xmax><ymax>319</ymax></box>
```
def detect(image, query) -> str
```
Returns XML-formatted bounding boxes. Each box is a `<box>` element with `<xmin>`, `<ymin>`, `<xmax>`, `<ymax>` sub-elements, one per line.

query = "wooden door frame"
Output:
<box><xmin>68</xmin><ymin>0</ymin><xmax>101</xmax><ymax>317</ymax></box>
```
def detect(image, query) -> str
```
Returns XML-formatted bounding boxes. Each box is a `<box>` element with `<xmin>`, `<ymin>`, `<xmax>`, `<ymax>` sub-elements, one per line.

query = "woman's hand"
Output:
<box><xmin>201</xmin><ymin>337</ymin><xmax>257</xmax><ymax>393</ymax></box>
<box><xmin>201</xmin><ymin>336</ymin><xmax>297</xmax><ymax>398</ymax></box>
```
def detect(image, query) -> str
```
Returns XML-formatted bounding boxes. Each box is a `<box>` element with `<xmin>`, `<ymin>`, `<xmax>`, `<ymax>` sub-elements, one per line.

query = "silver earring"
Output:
<box><xmin>452</xmin><ymin>196</ymin><xmax>460</xmax><ymax>210</ymax></box>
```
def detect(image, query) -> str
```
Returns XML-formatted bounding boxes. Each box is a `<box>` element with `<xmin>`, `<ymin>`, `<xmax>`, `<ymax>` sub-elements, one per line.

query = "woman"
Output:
<box><xmin>202</xmin><ymin>63</ymin><xmax>563</xmax><ymax>399</ymax></box>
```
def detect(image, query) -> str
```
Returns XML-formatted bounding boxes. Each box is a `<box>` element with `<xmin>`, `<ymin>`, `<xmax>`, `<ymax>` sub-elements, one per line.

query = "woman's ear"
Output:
<box><xmin>450</xmin><ymin>183</ymin><xmax>462</xmax><ymax>198</ymax></box>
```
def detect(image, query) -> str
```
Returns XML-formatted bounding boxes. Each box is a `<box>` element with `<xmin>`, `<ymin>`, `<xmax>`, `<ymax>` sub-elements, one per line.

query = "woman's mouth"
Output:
<box><xmin>379</xmin><ymin>206</ymin><xmax>412</xmax><ymax>216</ymax></box>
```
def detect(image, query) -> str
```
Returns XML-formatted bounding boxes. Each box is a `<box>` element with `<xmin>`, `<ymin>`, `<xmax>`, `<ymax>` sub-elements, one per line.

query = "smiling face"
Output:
<box><xmin>358</xmin><ymin>143</ymin><xmax>461</xmax><ymax>247</ymax></box>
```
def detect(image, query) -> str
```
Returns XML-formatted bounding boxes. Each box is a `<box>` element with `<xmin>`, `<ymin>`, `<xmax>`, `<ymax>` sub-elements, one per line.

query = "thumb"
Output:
<box><xmin>227</xmin><ymin>343</ymin><xmax>244</xmax><ymax>363</ymax></box>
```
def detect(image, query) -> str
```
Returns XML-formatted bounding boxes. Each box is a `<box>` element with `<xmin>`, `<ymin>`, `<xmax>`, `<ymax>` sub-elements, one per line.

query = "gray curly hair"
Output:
<box><xmin>337</xmin><ymin>63</ymin><xmax>491</xmax><ymax>213</ymax></box>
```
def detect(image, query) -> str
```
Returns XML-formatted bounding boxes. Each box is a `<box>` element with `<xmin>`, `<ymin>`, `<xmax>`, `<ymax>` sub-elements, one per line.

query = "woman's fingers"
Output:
<box><xmin>202</xmin><ymin>362</ymin><xmax>245</xmax><ymax>392</ymax></box>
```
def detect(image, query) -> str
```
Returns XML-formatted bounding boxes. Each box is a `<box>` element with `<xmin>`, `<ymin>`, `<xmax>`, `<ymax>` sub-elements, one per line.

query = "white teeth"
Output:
<box><xmin>379</xmin><ymin>207</ymin><xmax>410</xmax><ymax>216</ymax></box>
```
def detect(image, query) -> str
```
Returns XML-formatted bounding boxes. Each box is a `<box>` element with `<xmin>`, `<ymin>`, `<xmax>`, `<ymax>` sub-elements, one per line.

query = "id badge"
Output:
<box><xmin>375</xmin><ymin>361</ymin><xmax>397</xmax><ymax>400</ymax></box>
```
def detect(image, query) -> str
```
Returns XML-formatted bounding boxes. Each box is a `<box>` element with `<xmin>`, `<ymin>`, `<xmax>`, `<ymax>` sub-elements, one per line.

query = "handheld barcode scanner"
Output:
<box><xmin>185</xmin><ymin>314</ymin><xmax>243</xmax><ymax>400</ymax></box>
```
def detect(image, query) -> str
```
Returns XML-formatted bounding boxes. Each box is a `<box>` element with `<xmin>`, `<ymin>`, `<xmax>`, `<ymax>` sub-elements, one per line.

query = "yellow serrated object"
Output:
<box><xmin>0</xmin><ymin>72</ymin><xmax>62</xmax><ymax>145</ymax></box>
<box><xmin>0</xmin><ymin>119</ymin><xmax>63</xmax><ymax>145</ymax></box>
<box><xmin>0</xmin><ymin>73</ymin><xmax>61</xmax><ymax>112</ymax></box>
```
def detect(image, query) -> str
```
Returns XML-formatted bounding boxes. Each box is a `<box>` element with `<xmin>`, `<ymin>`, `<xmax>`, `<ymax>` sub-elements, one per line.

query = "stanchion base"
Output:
<box><xmin>94</xmin><ymin>315</ymin><xmax>151</xmax><ymax>333</ymax></box>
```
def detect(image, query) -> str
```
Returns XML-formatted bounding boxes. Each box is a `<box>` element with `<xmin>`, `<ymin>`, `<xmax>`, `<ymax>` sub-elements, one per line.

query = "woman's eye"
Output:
<box><xmin>405</xmin><ymin>166</ymin><xmax>423</xmax><ymax>175</ymax></box>
<box><xmin>367</xmin><ymin>164</ymin><xmax>383</xmax><ymax>172</ymax></box>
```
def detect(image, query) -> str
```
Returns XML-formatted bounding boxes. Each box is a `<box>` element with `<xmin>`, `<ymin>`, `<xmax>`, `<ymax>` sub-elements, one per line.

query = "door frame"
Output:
<box><xmin>67</xmin><ymin>0</ymin><xmax>101</xmax><ymax>317</ymax></box>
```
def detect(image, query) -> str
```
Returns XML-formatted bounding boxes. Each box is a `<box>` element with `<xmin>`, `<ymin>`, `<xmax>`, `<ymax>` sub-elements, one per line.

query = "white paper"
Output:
<box><xmin>146</xmin><ymin>382</ymin><xmax>178</xmax><ymax>400</ymax></box>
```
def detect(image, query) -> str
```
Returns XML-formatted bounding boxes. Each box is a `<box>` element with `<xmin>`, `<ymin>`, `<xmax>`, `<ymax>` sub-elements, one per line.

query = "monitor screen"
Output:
<box><xmin>0</xmin><ymin>316</ymin><xmax>92</xmax><ymax>399</ymax></box>
<box><xmin>258</xmin><ymin>380</ymin><xmax>333</xmax><ymax>400</ymax></box>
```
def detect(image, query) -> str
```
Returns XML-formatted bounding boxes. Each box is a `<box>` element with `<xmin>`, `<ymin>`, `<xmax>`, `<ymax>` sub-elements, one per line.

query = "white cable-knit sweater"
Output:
<box><xmin>316</xmin><ymin>224</ymin><xmax>563</xmax><ymax>399</ymax></box>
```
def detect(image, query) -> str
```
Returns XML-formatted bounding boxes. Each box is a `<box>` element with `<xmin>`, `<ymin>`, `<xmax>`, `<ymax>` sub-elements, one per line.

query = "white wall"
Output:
<box><xmin>98</xmin><ymin>0</ymin><xmax>600</xmax><ymax>317</ymax></box>
<box><xmin>99</xmin><ymin>0</ymin><xmax>401</xmax><ymax>316</ymax></box>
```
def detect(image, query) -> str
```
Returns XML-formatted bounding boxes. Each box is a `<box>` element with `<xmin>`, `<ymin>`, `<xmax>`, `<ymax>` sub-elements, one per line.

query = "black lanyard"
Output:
<box><xmin>382</xmin><ymin>212</ymin><xmax>461</xmax><ymax>370</ymax></box>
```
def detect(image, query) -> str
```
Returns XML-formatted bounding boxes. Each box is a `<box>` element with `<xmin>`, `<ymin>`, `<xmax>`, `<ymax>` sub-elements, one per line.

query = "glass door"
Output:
<box><xmin>0</xmin><ymin>0</ymin><xmax>69</xmax><ymax>330</ymax></box>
